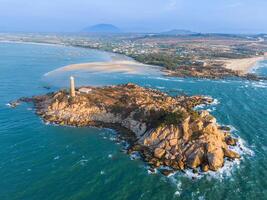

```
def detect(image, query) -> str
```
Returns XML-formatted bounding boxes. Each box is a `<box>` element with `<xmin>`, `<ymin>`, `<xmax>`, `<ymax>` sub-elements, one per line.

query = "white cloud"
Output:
<box><xmin>165</xmin><ymin>0</ymin><xmax>179</xmax><ymax>11</ymax></box>
<box><xmin>226</xmin><ymin>2</ymin><xmax>242</xmax><ymax>8</ymax></box>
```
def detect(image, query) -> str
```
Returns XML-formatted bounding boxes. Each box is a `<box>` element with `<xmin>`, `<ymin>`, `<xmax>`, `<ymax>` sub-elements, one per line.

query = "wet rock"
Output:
<box><xmin>219</xmin><ymin>125</ymin><xmax>231</xmax><ymax>131</ymax></box>
<box><xmin>201</xmin><ymin>164</ymin><xmax>209</xmax><ymax>172</ymax></box>
<box><xmin>224</xmin><ymin>148</ymin><xmax>241</xmax><ymax>159</ymax></box>
<box><xmin>225</xmin><ymin>136</ymin><xmax>238</xmax><ymax>146</ymax></box>
<box><xmin>8</xmin><ymin>100</ymin><xmax>21</xmax><ymax>108</ymax></box>
<box><xmin>148</xmin><ymin>167</ymin><xmax>156</xmax><ymax>173</ymax></box>
<box><xmin>160</xmin><ymin>169</ymin><xmax>174</xmax><ymax>176</ymax></box>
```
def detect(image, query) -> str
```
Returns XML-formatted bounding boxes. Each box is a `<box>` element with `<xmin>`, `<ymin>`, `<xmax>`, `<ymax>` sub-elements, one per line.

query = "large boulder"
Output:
<box><xmin>207</xmin><ymin>148</ymin><xmax>224</xmax><ymax>171</ymax></box>
<box><xmin>224</xmin><ymin>148</ymin><xmax>240</xmax><ymax>159</ymax></box>
<box><xmin>186</xmin><ymin>147</ymin><xmax>205</xmax><ymax>168</ymax></box>
<box><xmin>182</xmin><ymin>117</ymin><xmax>191</xmax><ymax>140</ymax></box>
<box><xmin>154</xmin><ymin>148</ymin><xmax>165</xmax><ymax>159</ymax></box>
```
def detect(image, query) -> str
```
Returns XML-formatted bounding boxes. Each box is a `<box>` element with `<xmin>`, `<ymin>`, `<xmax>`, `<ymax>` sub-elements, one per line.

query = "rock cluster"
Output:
<box><xmin>136</xmin><ymin>110</ymin><xmax>240</xmax><ymax>172</ymax></box>
<box><xmin>166</xmin><ymin>65</ymin><xmax>264</xmax><ymax>81</ymax></box>
<box><xmin>23</xmin><ymin>83</ymin><xmax>240</xmax><ymax>174</ymax></box>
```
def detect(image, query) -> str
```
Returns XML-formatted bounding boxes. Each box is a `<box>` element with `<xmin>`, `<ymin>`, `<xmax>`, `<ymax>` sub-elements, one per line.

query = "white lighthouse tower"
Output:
<box><xmin>70</xmin><ymin>76</ymin><xmax>76</xmax><ymax>97</ymax></box>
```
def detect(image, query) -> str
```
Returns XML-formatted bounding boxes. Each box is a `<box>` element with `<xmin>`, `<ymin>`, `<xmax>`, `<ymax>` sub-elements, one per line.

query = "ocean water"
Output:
<box><xmin>0</xmin><ymin>42</ymin><xmax>267</xmax><ymax>200</ymax></box>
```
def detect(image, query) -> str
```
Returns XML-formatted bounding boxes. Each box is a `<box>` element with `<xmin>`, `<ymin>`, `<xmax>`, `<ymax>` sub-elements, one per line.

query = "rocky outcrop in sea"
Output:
<box><xmin>20</xmin><ymin>83</ymin><xmax>240</xmax><ymax>175</ymax></box>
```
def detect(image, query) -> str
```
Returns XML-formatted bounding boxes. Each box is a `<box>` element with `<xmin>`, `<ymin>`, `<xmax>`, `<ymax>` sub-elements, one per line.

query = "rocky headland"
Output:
<box><xmin>20</xmin><ymin>83</ymin><xmax>240</xmax><ymax>175</ymax></box>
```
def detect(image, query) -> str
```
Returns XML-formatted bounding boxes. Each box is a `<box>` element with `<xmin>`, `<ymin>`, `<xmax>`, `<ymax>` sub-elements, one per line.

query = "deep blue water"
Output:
<box><xmin>0</xmin><ymin>42</ymin><xmax>267</xmax><ymax>200</ymax></box>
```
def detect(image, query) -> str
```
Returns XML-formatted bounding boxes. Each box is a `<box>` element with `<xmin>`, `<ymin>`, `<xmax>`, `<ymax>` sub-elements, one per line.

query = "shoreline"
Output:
<box><xmin>0</xmin><ymin>40</ymin><xmax>66</xmax><ymax>47</ymax></box>
<box><xmin>1</xmin><ymin>40</ymin><xmax>266</xmax><ymax>78</ymax></box>
<box><xmin>222</xmin><ymin>55</ymin><xmax>266</xmax><ymax>74</ymax></box>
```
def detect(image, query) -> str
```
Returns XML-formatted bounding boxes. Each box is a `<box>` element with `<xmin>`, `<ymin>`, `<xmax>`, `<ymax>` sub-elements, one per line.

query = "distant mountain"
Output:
<box><xmin>82</xmin><ymin>24</ymin><xmax>121</xmax><ymax>33</ymax></box>
<box><xmin>160</xmin><ymin>29</ymin><xmax>198</xmax><ymax>35</ymax></box>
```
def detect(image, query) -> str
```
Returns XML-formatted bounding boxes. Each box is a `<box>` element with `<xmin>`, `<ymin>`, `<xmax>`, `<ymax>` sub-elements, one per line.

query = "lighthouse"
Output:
<box><xmin>70</xmin><ymin>76</ymin><xmax>76</xmax><ymax>97</ymax></box>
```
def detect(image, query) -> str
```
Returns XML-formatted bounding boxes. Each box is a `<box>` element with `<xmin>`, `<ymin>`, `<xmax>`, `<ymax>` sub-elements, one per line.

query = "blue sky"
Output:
<box><xmin>0</xmin><ymin>0</ymin><xmax>266</xmax><ymax>33</ymax></box>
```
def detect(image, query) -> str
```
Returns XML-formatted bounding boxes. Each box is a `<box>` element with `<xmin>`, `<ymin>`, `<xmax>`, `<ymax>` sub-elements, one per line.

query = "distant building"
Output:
<box><xmin>79</xmin><ymin>87</ymin><xmax>92</xmax><ymax>94</ymax></box>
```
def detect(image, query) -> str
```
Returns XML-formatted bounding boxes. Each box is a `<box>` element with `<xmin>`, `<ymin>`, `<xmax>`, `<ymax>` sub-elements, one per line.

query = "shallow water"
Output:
<box><xmin>0</xmin><ymin>42</ymin><xmax>267</xmax><ymax>200</ymax></box>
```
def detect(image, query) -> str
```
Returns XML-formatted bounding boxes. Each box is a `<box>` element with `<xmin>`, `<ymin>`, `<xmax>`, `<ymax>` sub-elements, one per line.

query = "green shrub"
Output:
<box><xmin>162</xmin><ymin>111</ymin><xmax>187</xmax><ymax>125</ymax></box>
<box><xmin>148</xmin><ymin>109</ymin><xmax>187</xmax><ymax>128</ymax></box>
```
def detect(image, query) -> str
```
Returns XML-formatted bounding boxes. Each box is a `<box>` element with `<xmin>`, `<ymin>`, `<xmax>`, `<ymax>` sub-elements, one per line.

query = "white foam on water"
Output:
<box><xmin>108</xmin><ymin>154</ymin><xmax>113</xmax><ymax>158</ymax></box>
<box><xmin>251</xmin><ymin>81</ymin><xmax>267</xmax><ymax>88</ymax></box>
<box><xmin>204</xmin><ymin>159</ymin><xmax>240</xmax><ymax>181</ymax></box>
<box><xmin>147</xmin><ymin>167</ymin><xmax>158</xmax><ymax>175</ymax></box>
<box><xmin>232</xmin><ymin>137</ymin><xmax>254</xmax><ymax>156</ymax></box>
<box><xmin>173</xmin><ymin>180</ymin><xmax>182</xmax><ymax>196</ymax></box>
<box><xmin>206</xmin><ymin>108</ymin><xmax>216</xmax><ymax>112</ymax></box>
<box><xmin>5</xmin><ymin>103</ymin><xmax>11</xmax><ymax>107</ymax></box>
<box><xmin>167</xmin><ymin>78</ymin><xmax>187</xmax><ymax>83</ymax></box>
<box><xmin>54</xmin><ymin>156</ymin><xmax>60</xmax><ymax>160</ymax></box>
<box><xmin>77</xmin><ymin>159</ymin><xmax>89</xmax><ymax>166</ymax></box>
<box><xmin>152</xmin><ymin>77</ymin><xmax>171</xmax><ymax>81</ymax></box>
<box><xmin>194</xmin><ymin>104</ymin><xmax>205</xmax><ymax>110</ymax></box>
<box><xmin>250</xmin><ymin>61</ymin><xmax>267</xmax><ymax>73</ymax></box>
<box><xmin>149</xmin><ymin>76</ymin><xmax>187</xmax><ymax>83</ymax></box>
<box><xmin>194</xmin><ymin>97</ymin><xmax>219</xmax><ymax>113</ymax></box>
<box><xmin>130</xmin><ymin>151</ymin><xmax>141</xmax><ymax>160</ymax></box>
<box><xmin>109</xmin><ymin>136</ymin><xmax>117</xmax><ymax>141</ymax></box>
<box><xmin>198</xmin><ymin>196</ymin><xmax>205</xmax><ymax>200</ymax></box>
<box><xmin>210</xmin><ymin>98</ymin><xmax>220</xmax><ymax>105</ymax></box>
<box><xmin>227</xmin><ymin>125</ymin><xmax>238</xmax><ymax>133</ymax></box>
<box><xmin>164</xmin><ymin>127</ymin><xmax>254</xmax><ymax>182</ymax></box>
<box><xmin>156</xmin><ymin>86</ymin><xmax>166</xmax><ymax>89</ymax></box>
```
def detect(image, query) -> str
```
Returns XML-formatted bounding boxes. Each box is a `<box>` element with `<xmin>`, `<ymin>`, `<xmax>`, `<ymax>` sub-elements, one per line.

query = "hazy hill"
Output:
<box><xmin>160</xmin><ymin>29</ymin><xmax>198</xmax><ymax>35</ymax></box>
<box><xmin>82</xmin><ymin>24</ymin><xmax>121</xmax><ymax>33</ymax></box>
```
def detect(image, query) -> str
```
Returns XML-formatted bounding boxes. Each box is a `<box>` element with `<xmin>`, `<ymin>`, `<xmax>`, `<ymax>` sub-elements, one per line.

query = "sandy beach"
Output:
<box><xmin>223</xmin><ymin>54</ymin><xmax>266</xmax><ymax>74</ymax></box>
<box><xmin>44</xmin><ymin>60</ymin><xmax>162</xmax><ymax>77</ymax></box>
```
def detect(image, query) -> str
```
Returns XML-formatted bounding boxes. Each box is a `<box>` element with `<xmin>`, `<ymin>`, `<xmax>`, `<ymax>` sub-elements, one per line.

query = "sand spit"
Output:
<box><xmin>44</xmin><ymin>60</ymin><xmax>162</xmax><ymax>76</ymax></box>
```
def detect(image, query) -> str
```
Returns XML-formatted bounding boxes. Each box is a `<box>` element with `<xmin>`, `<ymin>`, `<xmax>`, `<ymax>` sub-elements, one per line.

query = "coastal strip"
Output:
<box><xmin>3</xmin><ymin>39</ymin><xmax>267</xmax><ymax>80</ymax></box>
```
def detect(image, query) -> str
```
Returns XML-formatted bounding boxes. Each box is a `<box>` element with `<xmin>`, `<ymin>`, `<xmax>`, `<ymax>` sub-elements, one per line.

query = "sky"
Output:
<box><xmin>0</xmin><ymin>0</ymin><xmax>266</xmax><ymax>33</ymax></box>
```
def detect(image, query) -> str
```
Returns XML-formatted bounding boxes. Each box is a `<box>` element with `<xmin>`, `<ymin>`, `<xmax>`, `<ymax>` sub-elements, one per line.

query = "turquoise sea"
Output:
<box><xmin>0</xmin><ymin>42</ymin><xmax>266</xmax><ymax>200</ymax></box>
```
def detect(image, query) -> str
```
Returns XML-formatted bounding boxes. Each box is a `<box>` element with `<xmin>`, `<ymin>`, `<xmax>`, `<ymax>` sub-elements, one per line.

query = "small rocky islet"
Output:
<box><xmin>20</xmin><ymin>83</ymin><xmax>240</xmax><ymax>175</ymax></box>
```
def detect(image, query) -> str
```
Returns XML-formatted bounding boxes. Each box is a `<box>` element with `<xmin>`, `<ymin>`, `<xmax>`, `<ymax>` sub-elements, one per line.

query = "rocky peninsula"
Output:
<box><xmin>21</xmin><ymin>83</ymin><xmax>240</xmax><ymax>175</ymax></box>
